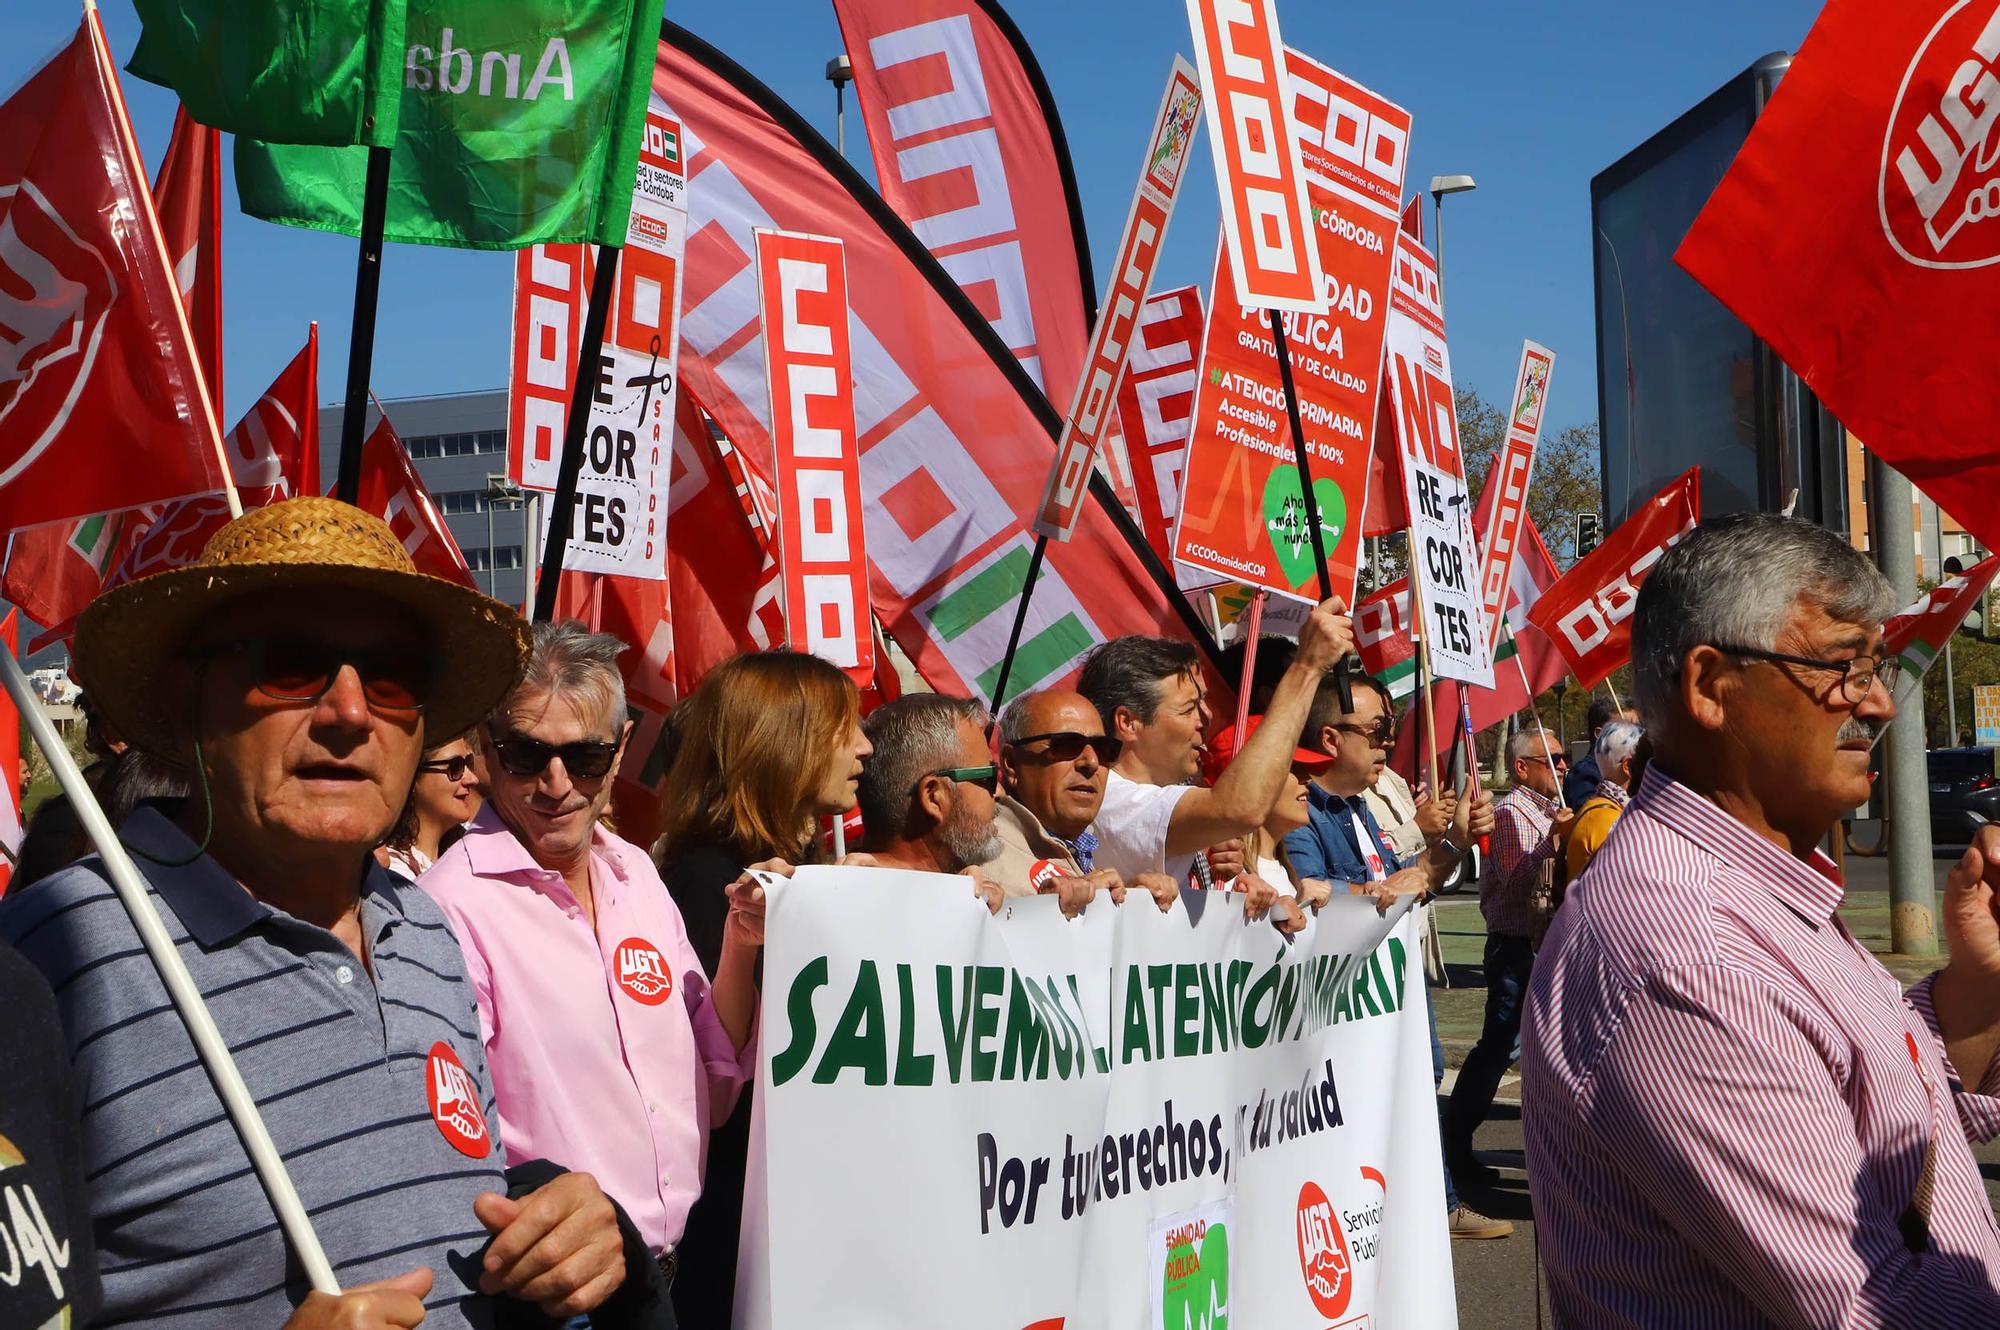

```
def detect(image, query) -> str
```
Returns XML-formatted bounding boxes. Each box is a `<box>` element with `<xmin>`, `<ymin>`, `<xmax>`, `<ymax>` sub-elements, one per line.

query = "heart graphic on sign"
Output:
<box><xmin>1162</xmin><ymin>1221</ymin><xmax>1230</xmax><ymax>1329</ymax></box>
<box><xmin>1261</xmin><ymin>466</ymin><xmax>1345</xmax><ymax>590</ymax></box>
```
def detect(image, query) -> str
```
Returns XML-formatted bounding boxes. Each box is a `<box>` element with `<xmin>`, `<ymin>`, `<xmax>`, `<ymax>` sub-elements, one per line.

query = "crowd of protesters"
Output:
<box><xmin>2</xmin><ymin>497</ymin><xmax>1999</xmax><ymax>1326</ymax></box>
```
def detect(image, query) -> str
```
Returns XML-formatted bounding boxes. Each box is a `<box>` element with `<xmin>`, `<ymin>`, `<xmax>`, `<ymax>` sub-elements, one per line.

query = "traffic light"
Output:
<box><xmin>1575</xmin><ymin>511</ymin><xmax>1603</xmax><ymax>560</ymax></box>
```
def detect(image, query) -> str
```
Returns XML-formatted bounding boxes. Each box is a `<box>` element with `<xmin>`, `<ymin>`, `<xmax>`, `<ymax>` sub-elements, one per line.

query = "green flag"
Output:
<box><xmin>129</xmin><ymin>0</ymin><xmax>406</xmax><ymax>147</ymax></box>
<box><xmin>234</xmin><ymin>0</ymin><xmax>664</xmax><ymax>250</ymax></box>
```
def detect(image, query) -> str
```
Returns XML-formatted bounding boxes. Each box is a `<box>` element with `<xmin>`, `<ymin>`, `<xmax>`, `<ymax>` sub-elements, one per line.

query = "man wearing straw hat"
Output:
<box><xmin>1</xmin><ymin>499</ymin><xmax>644</xmax><ymax>1328</ymax></box>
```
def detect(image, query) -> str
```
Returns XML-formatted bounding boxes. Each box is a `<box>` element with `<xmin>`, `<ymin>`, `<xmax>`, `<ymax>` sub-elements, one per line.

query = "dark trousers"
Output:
<box><xmin>1444</xmin><ymin>932</ymin><xmax>1534</xmax><ymax>1162</ymax></box>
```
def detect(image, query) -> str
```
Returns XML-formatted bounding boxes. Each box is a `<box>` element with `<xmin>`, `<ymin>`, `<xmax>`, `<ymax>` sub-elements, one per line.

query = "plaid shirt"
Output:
<box><xmin>1481</xmin><ymin>783</ymin><xmax>1561</xmax><ymax>937</ymax></box>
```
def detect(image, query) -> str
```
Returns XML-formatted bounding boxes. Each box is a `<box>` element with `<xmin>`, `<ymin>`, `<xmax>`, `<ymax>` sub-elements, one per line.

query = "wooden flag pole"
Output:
<box><xmin>533</xmin><ymin>245</ymin><xmax>622</xmax><ymax>622</ymax></box>
<box><xmin>1234</xmin><ymin>591</ymin><xmax>1267</xmax><ymax>739</ymax></box>
<box><xmin>1408</xmin><ymin>559</ymin><xmax>1442</xmax><ymax>797</ymax></box>
<box><xmin>1</xmin><ymin>645</ymin><xmax>337</xmax><ymax>1291</ymax></box>
<box><xmin>1267</xmin><ymin>309</ymin><xmax>1354</xmax><ymax>714</ymax></box>
<box><xmin>1604</xmin><ymin>676</ymin><xmax>1625</xmax><ymax>714</ymax></box>
<box><xmin>334</xmin><ymin>146</ymin><xmax>392</xmax><ymax>504</ymax></box>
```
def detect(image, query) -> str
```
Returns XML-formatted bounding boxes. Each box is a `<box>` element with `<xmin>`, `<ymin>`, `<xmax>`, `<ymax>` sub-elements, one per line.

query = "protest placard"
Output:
<box><xmin>1476</xmin><ymin>342</ymin><xmax>1554</xmax><ymax>650</ymax></box>
<box><xmin>507</xmin><ymin>100</ymin><xmax>687</xmax><ymax>578</ymax></box>
<box><xmin>1171</xmin><ymin>55</ymin><xmax>1409</xmax><ymax>602</ymax></box>
<box><xmin>754</xmin><ymin>230</ymin><xmax>874</xmax><ymax>684</ymax></box>
<box><xmin>740</xmin><ymin>870</ymin><xmax>1453</xmax><ymax>1327</ymax></box>
<box><xmin>1183</xmin><ymin>0</ymin><xmax>1325</xmax><ymax>312</ymax></box>
<box><xmin>1034</xmin><ymin>58</ymin><xmax>1202</xmax><ymax>540</ymax></box>
<box><xmin>1385</xmin><ymin>232</ymin><xmax>1491</xmax><ymax>686</ymax></box>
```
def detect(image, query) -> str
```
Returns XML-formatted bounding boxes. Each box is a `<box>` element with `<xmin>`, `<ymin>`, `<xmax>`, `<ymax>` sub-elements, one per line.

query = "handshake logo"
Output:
<box><xmin>1882</xmin><ymin>2</ymin><xmax>2000</xmax><ymax>267</ymax></box>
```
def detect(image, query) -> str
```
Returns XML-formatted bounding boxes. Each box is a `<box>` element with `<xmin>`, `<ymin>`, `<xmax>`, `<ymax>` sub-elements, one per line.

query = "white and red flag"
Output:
<box><xmin>1475</xmin><ymin>342</ymin><xmax>1556</xmax><ymax>650</ymax></box>
<box><xmin>1526</xmin><ymin>467</ymin><xmax>1700</xmax><ymax>689</ymax></box>
<box><xmin>1676</xmin><ymin>0</ymin><xmax>2000</xmax><ymax>555</ymax></box>
<box><xmin>0</xmin><ymin>13</ymin><xmax>226</xmax><ymax>534</ymax></box>
<box><xmin>662</xmin><ymin>24</ymin><xmax>1213</xmax><ymax>704</ymax></box>
<box><xmin>1885</xmin><ymin>552</ymin><xmax>2000</xmax><ymax>693</ymax></box>
<box><xmin>153</xmin><ymin>105</ymin><xmax>222</xmax><ymax>406</ymax></box>
<box><xmin>1114</xmin><ymin>284</ymin><xmax>1210</xmax><ymax>583</ymax></box>
<box><xmin>353</xmin><ymin>415</ymin><xmax>478</xmax><ymax>590</ymax></box>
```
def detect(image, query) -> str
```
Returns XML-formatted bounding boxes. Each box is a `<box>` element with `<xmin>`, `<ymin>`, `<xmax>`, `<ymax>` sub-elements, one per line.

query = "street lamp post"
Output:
<box><xmin>485</xmin><ymin>473</ymin><xmax>526</xmax><ymax>603</ymax></box>
<box><xmin>1427</xmin><ymin>174</ymin><xmax>1477</xmax><ymax>296</ymax></box>
<box><xmin>827</xmin><ymin>55</ymin><xmax>854</xmax><ymax>158</ymax></box>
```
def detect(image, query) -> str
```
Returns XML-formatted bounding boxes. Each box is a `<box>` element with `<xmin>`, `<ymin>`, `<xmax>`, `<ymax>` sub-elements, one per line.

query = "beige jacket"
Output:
<box><xmin>988</xmin><ymin>795</ymin><xmax>1085</xmax><ymax>898</ymax></box>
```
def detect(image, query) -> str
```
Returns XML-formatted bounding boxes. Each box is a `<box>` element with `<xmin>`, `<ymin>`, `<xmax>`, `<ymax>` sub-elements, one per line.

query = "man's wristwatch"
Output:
<box><xmin>1436</xmin><ymin>834</ymin><xmax>1464</xmax><ymax>858</ymax></box>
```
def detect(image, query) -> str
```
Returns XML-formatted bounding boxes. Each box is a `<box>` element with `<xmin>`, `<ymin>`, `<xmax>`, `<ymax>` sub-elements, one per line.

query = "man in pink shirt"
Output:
<box><xmin>1523</xmin><ymin>514</ymin><xmax>2000</xmax><ymax>1325</ymax></box>
<box><xmin>424</xmin><ymin>622</ymin><xmax>765</xmax><ymax>1321</ymax></box>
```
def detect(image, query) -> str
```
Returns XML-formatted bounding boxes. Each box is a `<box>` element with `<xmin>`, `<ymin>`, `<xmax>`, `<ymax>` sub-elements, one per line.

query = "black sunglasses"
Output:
<box><xmin>419</xmin><ymin>755</ymin><xmax>476</xmax><ymax>781</ymax></box>
<box><xmin>197</xmin><ymin>635</ymin><xmax>430</xmax><ymax>714</ymax></box>
<box><xmin>486</xmin><ymin>728</ymin><xmax>621</xmax><ymax>780</ymax></box>
<box><xmin>1006</xmin><ymin>730</ymin><xmax>1122</xmax><ymax>764</ymax></box>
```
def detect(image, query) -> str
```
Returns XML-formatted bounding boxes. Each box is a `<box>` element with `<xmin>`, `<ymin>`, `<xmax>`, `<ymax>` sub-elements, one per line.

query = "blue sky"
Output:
<box><xmin>2</xmin><ymin>0</ymin><xmax>1824</xmax><ymax>435</ymax></box>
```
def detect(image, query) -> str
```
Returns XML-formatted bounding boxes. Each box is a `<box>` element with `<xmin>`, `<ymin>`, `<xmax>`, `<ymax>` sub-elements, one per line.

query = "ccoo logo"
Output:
<box><xmin>1881</xmin><ymin>1</ymin><xmax>2000</xmax><ymax>267</ymax></box>
<box><xmin>0</xmin><ymin>182</ymin><xmax>117</xmax><ymax>489</ymax></box>
<box><xmin>1294</xmin><ymin>1180</ymin><xmax>1353</xmax><ymax>1318</ymax></box>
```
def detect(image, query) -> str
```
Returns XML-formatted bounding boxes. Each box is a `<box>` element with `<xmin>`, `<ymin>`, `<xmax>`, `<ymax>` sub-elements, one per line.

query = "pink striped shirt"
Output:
<box><xmin>1523</xmin><ymin>765</ymin><xmax>2000</xmax><ymax>1326</ymax></box>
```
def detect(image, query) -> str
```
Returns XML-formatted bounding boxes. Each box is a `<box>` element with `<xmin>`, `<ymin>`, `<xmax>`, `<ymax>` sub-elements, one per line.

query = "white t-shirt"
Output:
<box><xmin>1093</xmin><ymin>770</ymin><xmax>1198</xmax><ymax>887</ymax></box>
<box><xmin>1252</xmin><ymin>854</ymin><xmax>1298</xmax><ymax>898</ymax></box>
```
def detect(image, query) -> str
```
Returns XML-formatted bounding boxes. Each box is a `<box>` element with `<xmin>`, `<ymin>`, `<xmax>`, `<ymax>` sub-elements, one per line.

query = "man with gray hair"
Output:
<box><xmin>858</xmin><ymin>695</ymin><xmax>1008</xmax><ymax>904</ymax></box>
<box><xmin>1442</xmin><ymin>725</ymin><xmax>1572</xmax><ymax>1187</ymax></box>
<box><xmin>1561</xmin><ymin>716</ymin><xmax>1644</xmax><ymax>884</ymax></box>
<box><xmin>425</xmin><ymin>619</ymin><xmax>769</xmax><ymax>1322</ymax></box>
<box><xmin>1523</xmin><ymin>513</ymin><xmax>2000</xmax><ymax>1322</ymax></box>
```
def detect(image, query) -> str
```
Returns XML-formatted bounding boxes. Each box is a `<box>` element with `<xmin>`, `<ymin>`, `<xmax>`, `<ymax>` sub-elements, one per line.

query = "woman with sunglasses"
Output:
<box><xmin>650</xmin><ymin>649</ymin><xmax>871</xmax><ymax>1328</ymax></box>
<box><xmin>1201</xmin><ymin>717</ymin><xmax>1323</xmax><ymax>934</ymax></box>
<box><xmin>378</xmin><ymin>738</ymin><xmax>483</xmax><ymax>882</ymax></box>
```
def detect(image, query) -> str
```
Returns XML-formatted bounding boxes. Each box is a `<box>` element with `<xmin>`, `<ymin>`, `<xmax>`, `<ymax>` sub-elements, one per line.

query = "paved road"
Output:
<box><xmin>1432</xmin><ymin>846</ymin><xmax>2000</xmax><ymax>1326</ymax></box>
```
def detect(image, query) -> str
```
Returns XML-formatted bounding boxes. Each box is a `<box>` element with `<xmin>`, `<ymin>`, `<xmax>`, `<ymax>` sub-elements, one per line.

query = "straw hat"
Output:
<box><xmin>74</xmin><ymin>496</ymin><xmax>531</xmax><ymax>759</ymax></box>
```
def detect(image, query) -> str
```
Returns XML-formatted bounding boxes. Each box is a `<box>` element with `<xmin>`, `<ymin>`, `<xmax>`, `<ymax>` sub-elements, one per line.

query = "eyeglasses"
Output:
<box><xmin>914</xmin><ymin>764</ymin><xmax>1000</xmax><ymax>796</ymax></box>
<box><xmin>419</xmin><ymin>755</ymin><xmax>476</xmax><ymax>781</ymax></box>
<box><xmin>486</xmin><ymin>729</ymin><xmax>621</xmax><ymax>780</ymax></box>
<box><xmin>1523</xmin><ymin>754</ymin><xmax>1568</xmax><ymax>771</ymax></box>
<box><xmin>1333</xmin><ymin>720</ymin><xmax>1396</xmax><ymax>746</ymax></box>
<box><xmin>1005</xmin><ymin>731</ymin><xmax>1123</xmax><ymax>764</ymax></box>
<box><xmin>197</xmin><ymin>635</ymin><xmax>430</xmax><ymax>714</ymax></box>
<box><xmin>1708</xmin><ymin>642</ymin><xmax>1900</xmax><ymax>705</ymax></box>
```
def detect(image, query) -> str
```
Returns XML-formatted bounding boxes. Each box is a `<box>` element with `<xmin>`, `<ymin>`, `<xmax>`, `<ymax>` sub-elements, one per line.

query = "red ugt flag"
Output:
<box><xmin>0</xmin><ymin>14</ymin><xmax>225</xmax><ymax>533</ymax></box>
<box><xmin>153</xmin><ymin>105</ymin><xmax>222</xmax><ymax>407</ymax></box>
<box><xmin>353</xmin><ymin>417</ymin><xmax>478</xmax><ymax>589</ymax></box>
<box><xmin>1676</xmin><ymin>1</ymin><xmax>2000</xmax><ymax>553</ymax></box>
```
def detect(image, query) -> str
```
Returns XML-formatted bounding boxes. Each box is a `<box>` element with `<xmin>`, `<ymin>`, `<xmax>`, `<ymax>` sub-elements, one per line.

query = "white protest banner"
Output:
<box><xmin>753</xmin><ymin>229</ymin><xmax>875</xmax><ymax>685</ymax></box>
<box><xmin>1034</xmin><ymin>58</ymin><xmax>1203</xmax><ymax>539</ymax></box>
<box><xmin>740</xmin><ymin>869</ymin><xmax>1455</xmax><ymax>1328</ymax></box>
<box><xmin>1475</xmin><ymin>341</ymin><xmax>1554</xmax><ymax>651</ymax></box>
<box><xmin>1184</xmin><ymin>0</ymin><xmax>1327</xmax><ymax>314</ymax></box>
<box><xmin>1386</xmin><ymin>233</ymin><xmax>1493</xmax><ymax>686</ymax></box>
<box><xmin>506</xmin><ymin>99</ymin><xmax>688</xmax><ymax>577</ymax></box>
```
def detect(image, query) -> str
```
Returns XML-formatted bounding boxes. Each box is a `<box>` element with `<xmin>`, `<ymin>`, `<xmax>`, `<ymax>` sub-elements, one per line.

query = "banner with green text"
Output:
<box><xmin>234</xmin><ymin>0</ymin><xmax>663</xmax><ymax>248</ymax></box>
<box><xmin>740</xmin><ymin>869</ymin><xmax>1455</xmax><ymax>1328</ymax></box>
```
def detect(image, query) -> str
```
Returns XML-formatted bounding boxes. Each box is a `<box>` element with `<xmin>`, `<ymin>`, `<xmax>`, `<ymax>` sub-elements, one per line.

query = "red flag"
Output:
<box><xmin>1674</xmin><ymin>1</ymin><xmax>2000</xmax><ymax>553</ymax></box>
<box><xmin>0</xmin><ymin>14</ymin><xmax>227</xmax><ymax>533</ymax></box>
<box><xmin>0</xmin><ymin>609</ymin><xmax>18</xmax><ymax>895</ymax></box>
<box><xmin>3</xmin><ymin>509</ymin><xmax>151</xmax><ymax>637</ymax></box>
<box><xmin>1885</xmin><ymin>551</ymin><xmax>2000</xmax><ymax>684</ymax></box>
<box><xmin>1526</xmin><ymin>468</ymin><xmax>1700</xmax><ymax>689</ymax></box>
<box><xmin>1362</xmin><ymin>200</ymin><xmax>1428</xmax><ymax>539</ymax></box>
<box><xmin>830</xmin><ymin>0</ymin><xmax>1093</xmax><ymax>401</ymax></box>
<box><xmin>664</xmin><ymin>24</ymin><xmax>1209</xmax><ymax>704</ymax></box>
<box><xmin>353</xmin><ymin>416</ymin><xmax>478</xmax><ymax>589</ymax></box>
<box><xmin>152</xmin><ymin>106</ymin><xmax>222</xmax><ymax>408</ymax></box>
<box><xmin>1399</xmin><ymin>193</ymin><xmax>1423</xmax><ymax>244</ymax></box>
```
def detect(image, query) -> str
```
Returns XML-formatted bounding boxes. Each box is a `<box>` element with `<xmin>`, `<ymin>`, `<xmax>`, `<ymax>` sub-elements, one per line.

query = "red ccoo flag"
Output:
<box><xmin>1526</xmin><ymin>468</ymin><xmax>1700</xmax><ymax>689</ymax></box>
<box><xmin>353</xmin><ymin>415</ymin><xmax>478</xmax><ymax>589</ymax></box>
<box><xmin>0</xmin><ymin>13</ymin><xmax>227</xmax><ymax>534</ymax></box>
<box><xmin>153</xmin><ymin>105</ymin><xmax>222</xmax><ymax>408</ymax></box>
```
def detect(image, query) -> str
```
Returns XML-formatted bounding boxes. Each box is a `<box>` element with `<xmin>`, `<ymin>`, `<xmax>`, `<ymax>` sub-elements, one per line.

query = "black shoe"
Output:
<box><xmin>1449</xmin><ymin>1152</ymin><xmax>1500</xmax><ymax>1191</ymax></box>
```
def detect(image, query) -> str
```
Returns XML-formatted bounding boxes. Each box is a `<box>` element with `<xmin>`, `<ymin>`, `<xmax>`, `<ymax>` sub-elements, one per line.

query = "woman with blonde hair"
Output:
<box><xmin>651</xmin><ymin>649</ymin><xmax>872</xmax><ymax>1325</ymax></box>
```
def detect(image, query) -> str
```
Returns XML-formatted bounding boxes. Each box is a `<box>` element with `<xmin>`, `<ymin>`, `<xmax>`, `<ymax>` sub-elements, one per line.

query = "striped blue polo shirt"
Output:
<box><xmin>0</xmin><ymin>806</ymin><xmax>511</xmax><ymax>1328</ymax></box>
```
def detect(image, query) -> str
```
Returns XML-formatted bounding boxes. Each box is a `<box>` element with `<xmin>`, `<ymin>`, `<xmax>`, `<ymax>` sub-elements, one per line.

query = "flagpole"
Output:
<box><xmin>1408</xmin><ymin>557</ymin><xmax>1442</xmax><ymax>797</ymax></box>
<box><xmin>0</xmin><ymin>644</ymin><xmax>337</xmax><ymax>1292</ymax></box>
<box><xmin>1268</xmin><ymin>310</ymin><xmax>1355</xmax><ymax>716</ymax></box>
<box><xmin>1233</xmin><ymin>591</ymin><xmax>1266</xmax><ymax>740</ymax></box>
<box><xmin>86</xmin><ymin>3</ymin><xmax>240</xmax><ymax>519</ymax></box>
<box><xmin>1503</xmin><ymin>619</ymin><xmax>1559</xmax><ymax>773</ymax></box>
<box><xmin>334</xmin><ymin>147</ymin><xmax>392</xmax><ymax>504</ymax></box>
<box><xmin>987</xmin><ymin>536</ymin><xmax>1047</xmax><ymax>712</ymax></box>
<box><xmin>534</xmin><ymin>245</ymin><xmax>622</xmax><ymax>623</ymax></box>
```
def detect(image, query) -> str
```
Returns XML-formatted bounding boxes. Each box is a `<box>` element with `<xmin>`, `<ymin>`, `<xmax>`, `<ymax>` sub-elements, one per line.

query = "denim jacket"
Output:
<box><xmin>1283</xmin><ymin>782</ymin><xmax>1402</xmax><ymax>886</ymax></box>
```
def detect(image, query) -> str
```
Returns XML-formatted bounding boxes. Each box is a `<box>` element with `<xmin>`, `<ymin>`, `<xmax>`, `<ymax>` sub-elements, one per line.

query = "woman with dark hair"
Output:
<box><xmin>651</xmin><ymin>650</ymin><xmax>871</xmax><ymax>1326</ymax></box>
<box><xmin>377</xmin><ymin>736</ymin><xmax>481</xmax><ymax>882</ymax></box>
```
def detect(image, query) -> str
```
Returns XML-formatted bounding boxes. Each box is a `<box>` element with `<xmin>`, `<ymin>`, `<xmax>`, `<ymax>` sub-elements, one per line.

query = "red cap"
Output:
<box><xmin>1202</xmin><ymin>715</ymin><xmax>1333</xmax><ymax>785</ymax></box>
